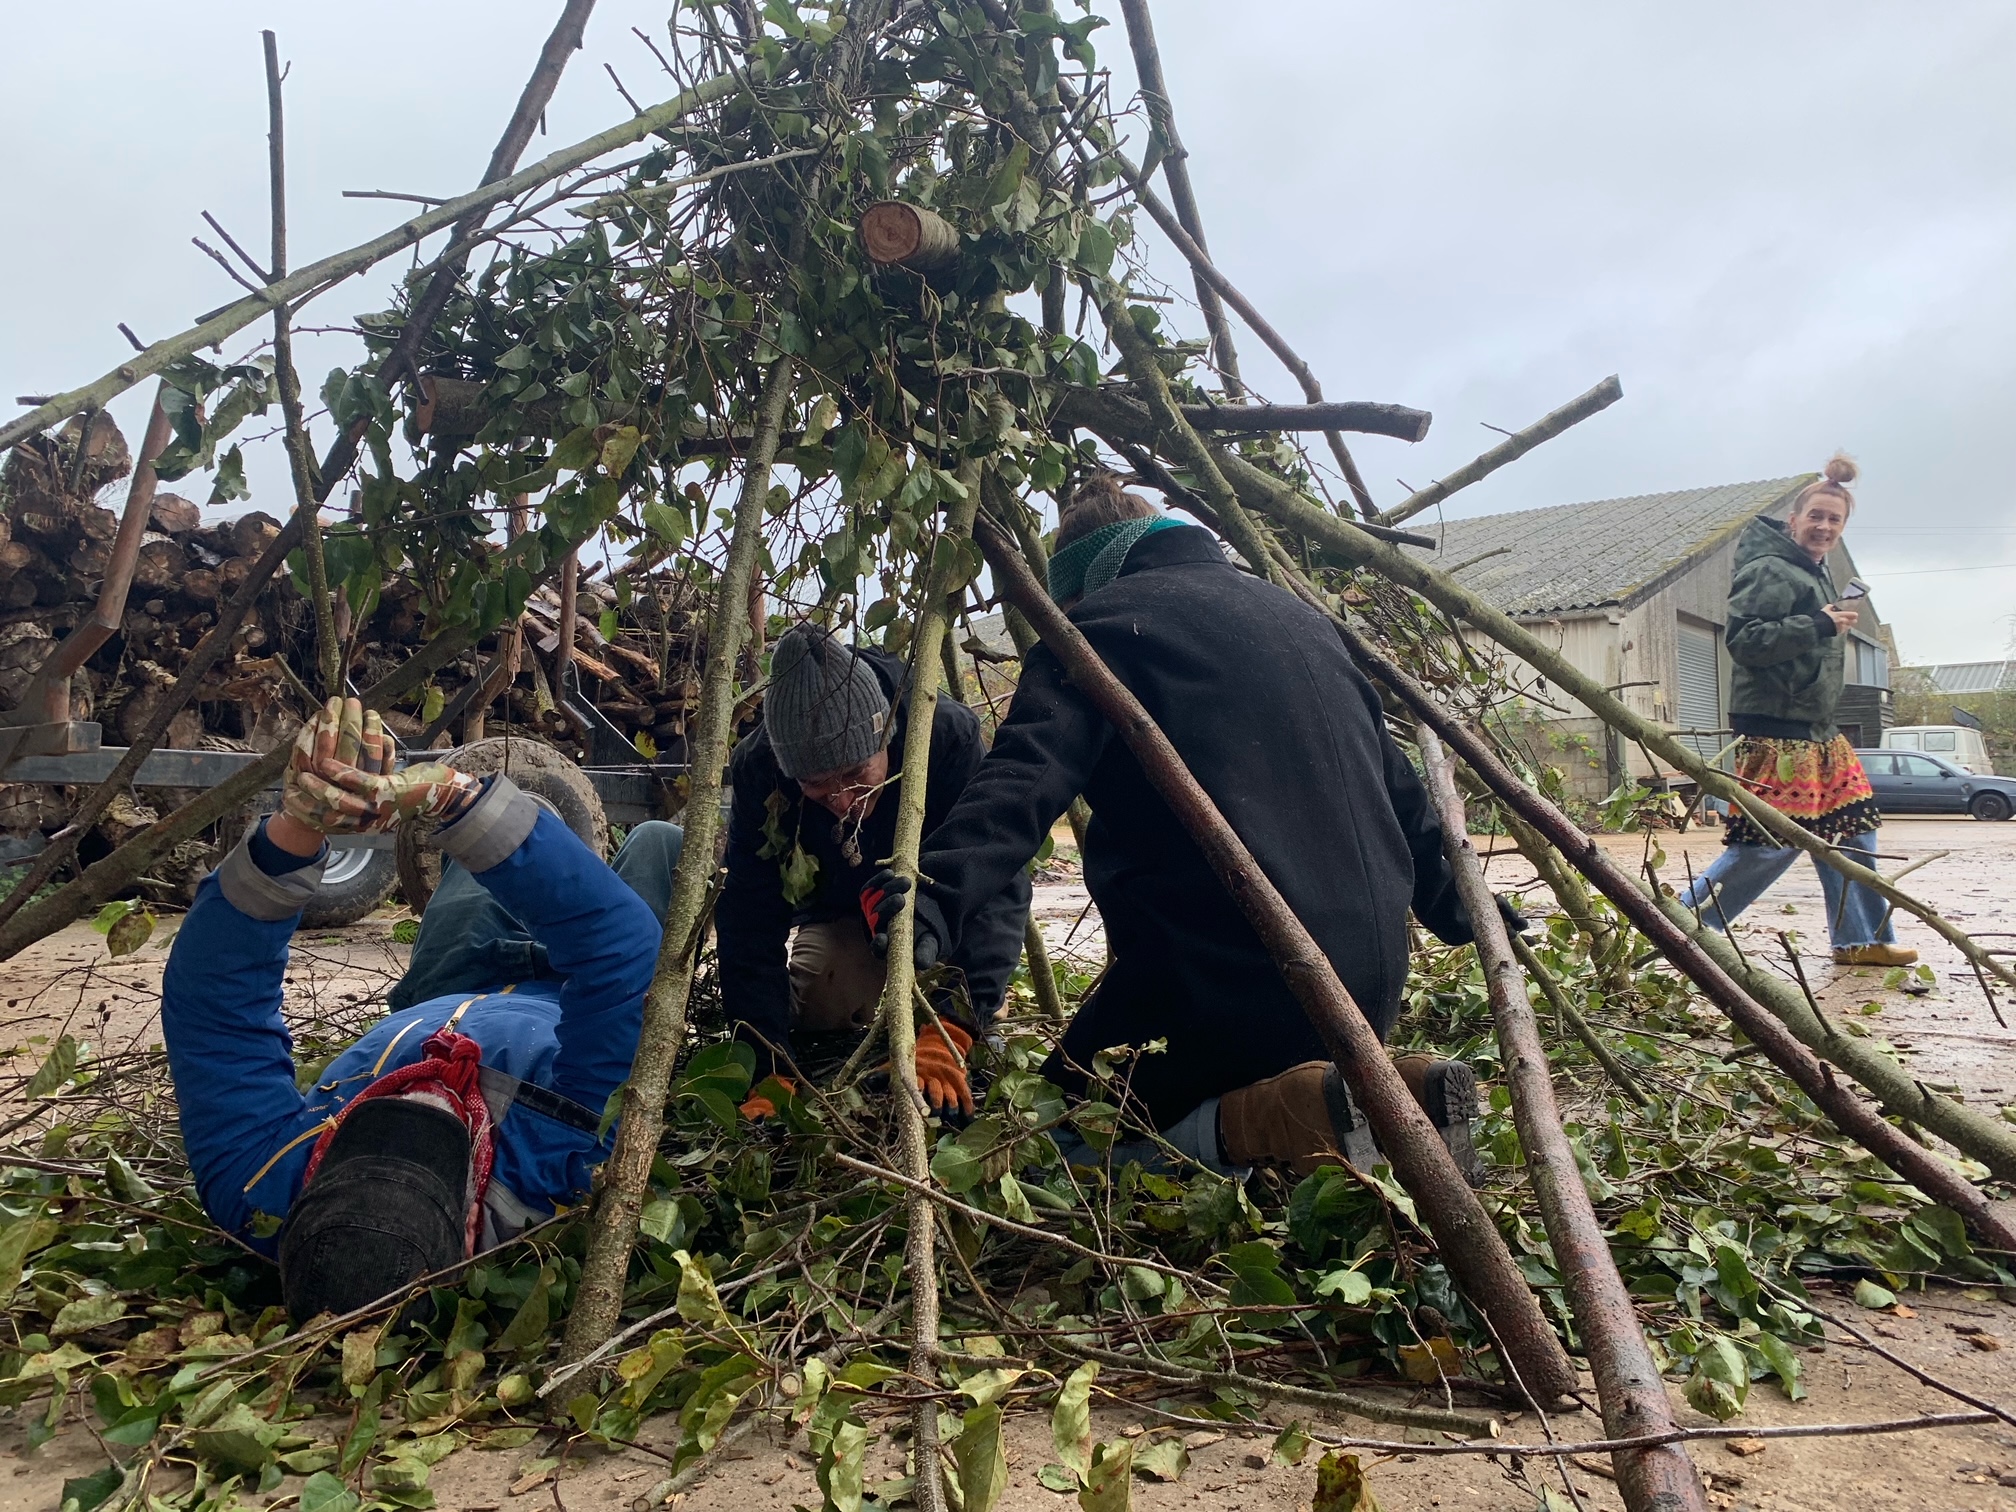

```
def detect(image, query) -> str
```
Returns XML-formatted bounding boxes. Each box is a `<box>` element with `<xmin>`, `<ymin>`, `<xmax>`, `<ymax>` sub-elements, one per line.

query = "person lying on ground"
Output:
<box><xmin>161</xmin><ymin>697</ymin><xmax>680</xmax><ymax>1322</ymax></box>
<box><xmin>1678</xmin><ymin>456</ymin><xmax>1916</xmax><ymax>968</ymax></box>
<box><xmin>862</xmin><ymin>475</ymin><xmax>1518</xmax><ymax>1184</ymax></box>
<box><xmin>716</xmin><ymin>623</ymin><xmax>1031</xmax><ymax>1119</ymax></box>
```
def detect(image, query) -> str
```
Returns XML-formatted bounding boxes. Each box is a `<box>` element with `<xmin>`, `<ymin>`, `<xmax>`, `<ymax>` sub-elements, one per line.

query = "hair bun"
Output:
<box><xmin>1824</xmin><ymin>454</ymin><xmax>1858</xmax><ymax>486</ymax></box>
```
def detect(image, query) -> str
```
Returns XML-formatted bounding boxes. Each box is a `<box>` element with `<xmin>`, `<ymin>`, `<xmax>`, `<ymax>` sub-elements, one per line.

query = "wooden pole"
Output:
<box><xmin>1416</xmin><ymin>727</ymin><xmax>1708</xmax><ymax>1512</ymax></box>
<box><xmin>972</xmin><ymin>512</ymin><xmax>1579</xmax><ymax>1403</ymax></box>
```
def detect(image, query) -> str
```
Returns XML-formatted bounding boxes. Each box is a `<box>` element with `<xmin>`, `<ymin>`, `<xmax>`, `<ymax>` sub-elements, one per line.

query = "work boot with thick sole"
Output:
<box><xmin>1832</xmin><ymin>943</ymin><xmax>1919</xmax><ymax>968</ymax></box>
<box><xmin>1218</xmin><ymin>1061</ymin><xmax>1380</xmax><ymax>1177</ymax></box>
<box><xmin>1390</xmin><ymin>1053</ymin><xmax>1486</xmax><ymax>1189</ymax></box>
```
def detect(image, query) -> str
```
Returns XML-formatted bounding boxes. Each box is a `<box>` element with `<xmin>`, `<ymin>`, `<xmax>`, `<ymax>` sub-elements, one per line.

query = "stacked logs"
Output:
<box><xmin>0</xmin><ymin>414</ymin><xmax>708</xmax><ymax>874</ymax></box>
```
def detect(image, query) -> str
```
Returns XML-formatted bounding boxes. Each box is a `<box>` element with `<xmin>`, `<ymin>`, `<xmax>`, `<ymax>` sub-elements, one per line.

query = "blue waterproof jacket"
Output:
<box><xmin>161</xmin><ymin>777</ymin><xmax>656</xmax><ymax>1253</ymax></box>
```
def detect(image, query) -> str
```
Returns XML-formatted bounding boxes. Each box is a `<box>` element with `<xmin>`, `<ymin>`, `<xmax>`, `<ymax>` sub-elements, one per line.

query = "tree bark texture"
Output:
<box><xmin>560</xmin><ymin>357</ymin><xmax>796</xmax><ymax>1365</ymax></box>
<box><xmin>1417</xmin><ymin>727</ymin><xmax>1708</xmax><ymax>1512</ymax></box>
<box><xmin>1336</xmin><ymin>623</ymin><xmax>2016</xmax><ymax>1251</ymax></box>
<box><xmin>1216</xmin><ymin>447</ymin><xmax>2016</xmax><ymax>997</ymax></box>
<box><xmin>972</xmin><ymin>512</ymin><xmax>1579</xmax><ymax>1403</ymax></box>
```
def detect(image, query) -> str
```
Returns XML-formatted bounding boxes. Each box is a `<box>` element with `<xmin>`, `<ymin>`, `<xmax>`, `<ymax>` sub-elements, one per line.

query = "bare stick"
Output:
<box><xmin>264</xmin><ymin>30</ymin><xmax>341</xmax><ymax>698</ymax></box>
<box><xmin>1417</xmin><ymin>727</ymin><xmax>1706</xmax><ymax>1510</ymax></box>
<box><xmin>1377</xmin><ymin>377</ymin><xmax>1624</xmax><ymax>526</ymax></box>
<box><xmin>870</xmin><ymin>458</ymin><xmax>983</xmax><ymax>1512</ymax></box>
<box><xmin>0</xmin><ymin>29</ymin><xmax>736</xmax><ymax>458</ymax></box>
<box><xmin>972</xmin><ymin>510</ymin><xmax>1578</xmax><ymax>1402</ymax></box>
<box><xmin>1758</xmin><ymin>1279</ymin><xmax>2016</xmax><ymax>1430</ymax></box>
<box><xmin>831</xmin><ymin>1152</ymin><xmax>1204</xmax><ymax>1292</ymax></box>
<box><xmin>1115</xmin><ymin>0</ymin><xmax>1243</xmax><ymax>397</ymax></box>
<box><xmin>1060</xmin><ymin>1339</ymin><xmax>1498</xmax><ymax>1436</ymax></box>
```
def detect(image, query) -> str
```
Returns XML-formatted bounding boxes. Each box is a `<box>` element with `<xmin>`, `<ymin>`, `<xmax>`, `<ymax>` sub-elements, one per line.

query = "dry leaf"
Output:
<box><xmin>1724</xmin><ymin>1439</ymin><xmax>1766</xmax><ymax>1458</ymax></box>
<box><xmin>1969</xmin><ymin>1334</ymin><xmax>2004</xmax><ymax>1351</ymax></box>
<box><xmin>1398</xmin><ymin>1336</ymin><xmax>1463</xmax><ymax>1384</ymax></box>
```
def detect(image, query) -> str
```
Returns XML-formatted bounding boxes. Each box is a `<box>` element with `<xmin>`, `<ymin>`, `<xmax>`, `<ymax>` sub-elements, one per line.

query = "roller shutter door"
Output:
<box><xmin>1675</xmin><ymin>624</ymin><xmax>1724</xmax><ymax>765</ymax></box>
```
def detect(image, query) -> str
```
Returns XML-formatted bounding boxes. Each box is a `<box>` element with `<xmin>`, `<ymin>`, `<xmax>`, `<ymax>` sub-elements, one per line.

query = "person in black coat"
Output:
<box><xmin>717</xmin><ymin>625</ymin><xmax>1030</xmax><ymax>1115</ymax></box>
<box><xmin>865</xmin><ymin>477</ymin><xmax>1486</xmax><ymax>1179</ymax></box>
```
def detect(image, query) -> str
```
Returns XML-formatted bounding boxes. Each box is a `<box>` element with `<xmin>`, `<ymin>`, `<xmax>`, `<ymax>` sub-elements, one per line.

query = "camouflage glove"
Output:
<box><xmin>326</xmin><ymin>760</ymin><xmax>485</xmax><ymax>834</ymax></box>
<box><xmin>280</xmin><ymin>697</ymin><xmax>394</xmax><ymax>836</ymax></box>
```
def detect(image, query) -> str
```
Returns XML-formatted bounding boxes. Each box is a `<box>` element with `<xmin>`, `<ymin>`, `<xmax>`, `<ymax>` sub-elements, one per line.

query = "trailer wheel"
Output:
<box><xmin>300</xmin><ymin>841</ymin><xmax>400</xmax><ymax>929</ymax></box>
<box><xmin>396</xmin><ymin>736</ymin><xmax>607</xmax><ymax>914</ymax></box>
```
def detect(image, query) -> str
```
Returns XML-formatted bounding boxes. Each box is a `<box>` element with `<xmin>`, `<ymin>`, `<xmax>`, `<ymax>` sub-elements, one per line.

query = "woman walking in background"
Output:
<box><xmin>1680</xmin><ymin>457</ymin><xmax>1917</xmax><ymax>967</ymax></box>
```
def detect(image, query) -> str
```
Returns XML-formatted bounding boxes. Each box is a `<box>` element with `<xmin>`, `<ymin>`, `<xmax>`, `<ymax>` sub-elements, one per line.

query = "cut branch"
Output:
<box><xmin>1417</xmin><ymin>727</ymin><xmax>1707</xmax><ymax>1511</ymax></box>
<box><xmin>1377</xmin><ymin>376</ymin><xmax>1624</xmax><ymax>526</ymax></box>
<box><xmin>264</xmin><ymin>28</ymin><xmax>341</xmax><ymax>697</ymax></box>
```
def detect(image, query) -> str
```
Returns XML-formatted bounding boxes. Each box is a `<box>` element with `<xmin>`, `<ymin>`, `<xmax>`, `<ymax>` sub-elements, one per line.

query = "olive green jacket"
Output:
<box><xmin>1725</xmin><ymin>515</ymin><xmax>1844</xmax><ymax>742</ymax></box>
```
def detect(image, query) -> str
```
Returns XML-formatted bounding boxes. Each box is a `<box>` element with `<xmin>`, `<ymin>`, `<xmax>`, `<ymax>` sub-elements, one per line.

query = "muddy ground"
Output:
<box><xmin>4</xmin><ymin>814</ymin><xmax>2015</xmax><ymax>1509</ymax></box>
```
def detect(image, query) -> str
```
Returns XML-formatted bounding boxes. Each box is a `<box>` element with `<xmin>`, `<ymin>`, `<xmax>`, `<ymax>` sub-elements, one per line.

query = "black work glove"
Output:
<box><xmin>860</xmin><ymin>868</ymin><xmax>942</xmax><ymax>971</ymax></box>
<box><xmin>1495</xmin><ymin>895</ymin><xmax>1531</xmax><ymax>937</ymax></box>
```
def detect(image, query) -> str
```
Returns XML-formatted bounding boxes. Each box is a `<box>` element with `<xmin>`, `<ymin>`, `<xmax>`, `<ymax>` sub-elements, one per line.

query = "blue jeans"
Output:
<box><xmin>389</xmin><ymin>821</ymin><xmax>684</xmax><ymax>1009</ymax></box>
<box><xmin>1678</xmin><ymin>830</ymin><xmax>1896</xmax><ymax>949</ymax></box>
<box><xmin>1049</xmin><ymin>1096</ymin><xmax>1248</xmax><ymax>1180</ymax></box>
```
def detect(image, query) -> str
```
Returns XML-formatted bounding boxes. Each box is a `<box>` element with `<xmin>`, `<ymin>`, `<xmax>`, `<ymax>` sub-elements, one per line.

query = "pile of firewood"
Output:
<box><xmin>0</xmin><ymin>413</ymin><xmax>708</xmax><ymax>868</ymax></box>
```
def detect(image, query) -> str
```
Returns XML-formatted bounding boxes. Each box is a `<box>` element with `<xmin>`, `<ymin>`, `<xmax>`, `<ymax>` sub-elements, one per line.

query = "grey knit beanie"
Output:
<box><xmin>765</xmin><ymin>625</ymin><xmax>890</xmax><ymax>779</ymax></box>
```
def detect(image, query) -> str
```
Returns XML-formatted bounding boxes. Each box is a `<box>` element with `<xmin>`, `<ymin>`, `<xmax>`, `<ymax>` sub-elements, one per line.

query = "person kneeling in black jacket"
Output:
<box><xmin>864</xmin><ymin>476</ymin><xmax>1497</xmax><ymax>1182</ymax></box>
<box><xmin>716</xmin><ymin>624</ymin><xmax>1030</xmax><ymax>1117</ymax></box>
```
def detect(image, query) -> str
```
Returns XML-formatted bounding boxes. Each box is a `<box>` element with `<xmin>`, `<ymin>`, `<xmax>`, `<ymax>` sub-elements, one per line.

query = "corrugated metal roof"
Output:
<box><xmin>1911</xmin><ymin>661</ymin><xmax>2016</xmax><ymax>694</ymax></box>
<box><xmin>1418</xmin><ymin>476</ymin><xmax>1813</xmax><ymax>616</ymax></box>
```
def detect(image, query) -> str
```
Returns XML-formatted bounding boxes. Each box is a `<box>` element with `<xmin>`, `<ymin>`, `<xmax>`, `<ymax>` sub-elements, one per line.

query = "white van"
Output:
<box><xmin>1884</xmin><ymin>725</ymin><xmax>1993</xmax><ymax>775</ymax></box>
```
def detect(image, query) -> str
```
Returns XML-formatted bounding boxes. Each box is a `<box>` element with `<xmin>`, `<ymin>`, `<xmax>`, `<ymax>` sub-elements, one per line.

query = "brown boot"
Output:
<box><xmin>1832</xmin><ymin>943</ymin><xmax>1919</xmax><ymax>967</ymax></box>
<box><xmin>1219</xmin><ymin>1062</ymin><xmax>1379</xmax><ymax>1177</ymax></box>
<box><xmin>1391</xmin><ymin>1053</ymin><xmax>1486</xmax><ymax>1189</ymax></box>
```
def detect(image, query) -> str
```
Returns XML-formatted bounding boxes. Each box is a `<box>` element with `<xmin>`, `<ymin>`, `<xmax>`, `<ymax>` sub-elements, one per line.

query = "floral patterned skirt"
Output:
<box><xmin>1724</xmin><ymin>733</ymin><xmax>1881</xmax><ymax>847</ymax></box>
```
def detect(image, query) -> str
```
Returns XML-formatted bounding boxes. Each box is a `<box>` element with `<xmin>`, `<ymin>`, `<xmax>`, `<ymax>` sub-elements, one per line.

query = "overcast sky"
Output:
<box><xmin>4</xmin><ymin>2</ymin><xmax>2011</xmax><ymax>663</ymax></box>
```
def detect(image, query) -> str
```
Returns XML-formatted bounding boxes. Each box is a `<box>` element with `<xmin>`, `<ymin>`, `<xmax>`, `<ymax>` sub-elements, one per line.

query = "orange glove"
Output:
<box><xmin>913</xmin><ymin>1021</ymin><xmax>975</xmax><ymax>1118</ymax></box>
<box><xmin>739</xmin><ymin>1077</ymin><xmax>798</xmax><ymax>1121</ymax></box>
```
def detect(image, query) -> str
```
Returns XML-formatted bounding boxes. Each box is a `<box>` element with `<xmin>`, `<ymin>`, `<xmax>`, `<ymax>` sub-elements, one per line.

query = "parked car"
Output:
<box><xmin>1856</xmin><ymin>749</ymin><xmax>2016</xmax><ymax>821</ymax></box>
<box><xmin>1883</xmin><ymin>724</ymin><xmax>1993</xmax><ymax>775</ymax></box>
